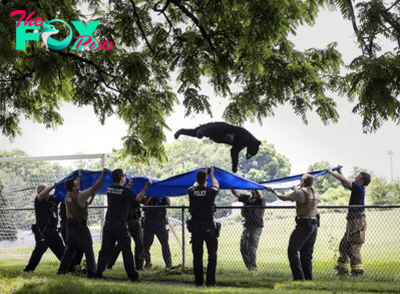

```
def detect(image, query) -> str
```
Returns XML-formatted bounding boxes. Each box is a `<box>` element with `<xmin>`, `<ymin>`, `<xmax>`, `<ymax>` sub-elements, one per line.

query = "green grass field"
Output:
<box><xmin>1</xmin><ymin>209</ymin><xmax>400</xmax><ymax>293</ymax></box>
<box><xmin>2</xmin><ymin>263</ymin><xmax>400</xmax><ymax>294</ymax></box>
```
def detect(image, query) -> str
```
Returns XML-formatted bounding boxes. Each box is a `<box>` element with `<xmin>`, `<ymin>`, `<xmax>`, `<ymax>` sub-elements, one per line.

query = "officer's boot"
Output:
<box><xmin>335</xmin><ymin>266</ymin><xmax>349</xmax><ymax>276</ymax></box>
<box><xmin>351</xmin><ymin>269</ymin><xmax>364</xmax><ymax>276</ymax></box>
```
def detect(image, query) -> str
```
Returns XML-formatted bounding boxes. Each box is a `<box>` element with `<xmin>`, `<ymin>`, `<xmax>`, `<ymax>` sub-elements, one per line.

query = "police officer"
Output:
<box><xmin>24</xmin><ymin>184</ymin><xmax>65</xmax><ymax>272</ymax></box>
<box><xmin>327</xmin><ymin>166</ymin><xmax>371</xmax><ymax>276</ymax></box>
<box><xmin>57</xmin><ymin>169</ymin><xmax>106</xmax><ymax>278</ymax></box>
<box><xmin>142</xmin><ymin>196</ymin><xmax>172</xmax><ymax>269</ymax></box>
<box><xmin>59</xmin><ymin>193</ymin><xmax>95</xmax><ymax>273</ymax></box>
<box><xmin>106</xmin><ymin>179</ymin><xmax>145</xmax><ymax>270</ymax></box>
<box><xmin>188</xmin><ymin>166</ymin><xmax>219</xmax><ymax>287</ymax></box>
<box><xmin>96</xmin><ymin>169</ymin><xmax>152</xmax><ymax>282</ymax></box>
<box><xmin>268</xmin><ymin>173</ymin><xmax>319</xmax><ymax>281</ymax></box>
<box><xmin>231</xmin><ymin>189</ymin><xmax>265</xmax><ymax>271</ymax></box>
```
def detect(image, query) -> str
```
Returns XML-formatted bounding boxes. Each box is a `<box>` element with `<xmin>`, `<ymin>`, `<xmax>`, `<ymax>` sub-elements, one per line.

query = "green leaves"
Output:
<box><xmin>182</xmin><ymin>88</ymin><xmax>212</xmax><ymax>117</ymax></box>
<box><xmin>329</xmin><ymin>0</ymin><xmax>400</xmax><ymax>132</ymax></box>
<box><xmin>2</xmin><ymin>0</ymin><xmax>398</xmax><ymax>163</ymax></box>
<box><xmin>340</xmin><ymin>53</ymin><xmax>400</xmax><ymax>133</ymax></box>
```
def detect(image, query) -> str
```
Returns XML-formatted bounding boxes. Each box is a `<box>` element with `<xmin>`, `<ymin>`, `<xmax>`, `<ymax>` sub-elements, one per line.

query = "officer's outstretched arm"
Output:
<box><xmin>37</xmin><ymin>183</ymin><xmax>56</xmax><ymax>201</ymax></box>
<box><xmin>231</xmin><ymin>190</ymin><xmax>240</xmax><ymax>198</ymax></box>
<box><xmin>91</xmin><ymin>169</ymin><xmax>107</xmax><ymax>192</ymax></box>
<box><xmin>87</xmin><ymin>193</ymin><xmax>95</xmax><ymax>205</ymax></box>
<box><xmin>327</xmin><ymin>166</ymin><xmax>352</xmax><ymax>190</ymax></box>
<box><xmin>75</xmin><ymin>170</ymin><xmax>82</xmax><ymax>186</ymax></box>
<box><xmin>77</xmin><ymin>169</ymin><xmax>107</xmax><ymax>208</ymax></box>
<box><xmin>136</xmin><ymin>180</ymin><xmax>152</xmax><ymax>202</ymax></box>
<box><xmin>268</xmin><ymin>187</ymin><xmax>289</xmax><ymax>201</ymax></box>
<box><xmin>254</xmin><ymin>190</ymin><xmax>264</xmax><ymax>199</ymax></box>
<box><xmin>210</xmin><ymin>166</ymin><xmax>219</xmax><ymax>188</ymax></box>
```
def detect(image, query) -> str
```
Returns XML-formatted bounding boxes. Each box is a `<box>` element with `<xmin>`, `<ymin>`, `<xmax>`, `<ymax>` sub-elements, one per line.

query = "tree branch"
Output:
<box><xmin>170</xmin><ymin>0</ymin><xmax>216</xmax><ymax>52</ymax></box>
<box><xmin>129</xmin><ymin>0</ymin><xmax>154</xmax><ymax>54</ymax></box>
<box><xmin>49</xmin><ymin>49</ymin><xmax>121</xmax><ymax>93</ymax></box>
<box><xmin>168</xmin><ymin>0</ymin><xmax>226</xmax><ymax>92</ymax></box>
<box><xmin>346</xmin><ymin>0</ymin><xmax>367</xmax><ymax>56</ymax></box>
<box><xmin>162</xmin><ymin>11</ymin><xmax>175</xmax><ymax>34</ymax></box>
<box><xmin>0</xmin><ymin>69</ymin><xmax>34</xmax><ymax>83</ymax></box>
<box><xmin>154</xmin><ymin>0</ymin><xmax>171</xmax><ymax>14</ymax></box>
<box><xmin>381</xmin><ymin>10</ymin><xmax>400</xmax><ymax>34</ymax></box>
<box><xmin>386</xmin><ymin>0</ymin><xmax>400</xmax><ymax>12</ymax></box>
<box><xmin>367</xmin><ymin>28</ymin><xmax>377</xmax><ymax>56</ymax></box>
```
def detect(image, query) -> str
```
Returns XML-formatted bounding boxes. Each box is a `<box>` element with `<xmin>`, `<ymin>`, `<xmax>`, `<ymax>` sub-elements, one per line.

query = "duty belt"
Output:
<box><xmin>105</xmin><ymin>220</ymin><xmax>127</xmax><ymax>226</ymax></box>
<box><xmin>346</xmin><ymin>212</ymin><xmax>366</xmax><ymax>220</ymax></box>
<box><xmin>296</xmin><ymin>216</ymin><xmax>317</xmax><ymax>219</ymax></box>
<box><xmin>67</xmin><ymin>219</ymin><xmax>87</xmax><ymax>228</ymax></box>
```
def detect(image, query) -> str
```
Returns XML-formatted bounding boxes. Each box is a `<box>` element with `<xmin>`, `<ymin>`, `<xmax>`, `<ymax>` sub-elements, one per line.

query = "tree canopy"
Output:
<box><xmin>1</xmin><ymin>0</ymin><xmax>399</xmax><ymax>163</ymax></box>
<box><xmin>327</xmin><ymin>0</ymin><xmax>400</xmax><ymax>132</ymax></box>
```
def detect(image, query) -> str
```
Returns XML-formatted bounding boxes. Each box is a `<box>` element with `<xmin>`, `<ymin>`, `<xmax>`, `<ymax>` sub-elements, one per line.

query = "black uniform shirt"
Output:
<box><xmin>143</xmin><ymin>197</ymin><xmax>168</xmax><ymax>221</ymax></box>
<box><xmin>106</xmin><ymin>185</ymin><xmax>137</xmax><ymax>223</ymax></box>
<box><xmin>238</xmin><ymin>194</ymin><xmax>266</xmax><ymax>228</ymax></box>
<box><xmin>348</xmin><ymin>181</ymin><xmax>366</xmax><ymax>215</ymax></box>
<box><xmin>34</xmin><ymin>195</ymin><xmax>59</xmax><ymax>231</ymax></box>
<box><xmin>188</xmin><ymin>185</ymin><xmax>219</xmax><ymax>222</ymax></box>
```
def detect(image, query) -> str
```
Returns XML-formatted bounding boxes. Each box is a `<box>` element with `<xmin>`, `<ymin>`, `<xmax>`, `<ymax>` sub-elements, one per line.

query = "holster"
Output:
<box><xmin>128</xmin><ymin>210</ymin><xmax>141</xmax><ymax>221</ymax></box>
<box><xmin>295</xmin><ymin>218</ymin><xmax>316</xmax><ymax>232</ymax></box>
<box><xmin>214</xmin><ymin>222</ymin><xmax>221</xmax><ymax>238</ymax></box>
<box><xmin>32</xmin><ymin>224</ymin><xmax>46</xmax><ymax>241</ymax></box>
<box><xmin>186</xmin><ymin>218</ymin><xmax>193</xmax><ymax>233</ymax></box>
<box><xmin>316</xmin><ymin>213</ymin><xmax>320</xmax><ymax>227</ymax></box>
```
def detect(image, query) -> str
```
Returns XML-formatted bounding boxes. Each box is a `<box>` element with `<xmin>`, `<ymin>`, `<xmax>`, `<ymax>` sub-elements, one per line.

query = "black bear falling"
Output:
<box><xmin>174</xmin><ymin>122</ymin><xmax>261</xmax><ymax>173</ymax></box>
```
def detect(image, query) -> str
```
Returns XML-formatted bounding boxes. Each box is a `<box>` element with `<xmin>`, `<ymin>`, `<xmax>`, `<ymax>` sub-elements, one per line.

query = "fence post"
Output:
<box><xmin>181</xmin><ymin>206</ymin><xmax>186</xmax><ymax>268</ymax></box>
<box><xmin>100</xmin><ymin>153</ymin><xmax>107</xmax><ymax>237</ymax></box>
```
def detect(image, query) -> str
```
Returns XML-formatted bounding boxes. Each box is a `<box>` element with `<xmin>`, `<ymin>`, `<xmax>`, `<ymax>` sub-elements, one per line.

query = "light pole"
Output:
<box><xmin>388</xmin><ymin>150</ymin><xmax>394</xmax><ymax>181</ymax></box>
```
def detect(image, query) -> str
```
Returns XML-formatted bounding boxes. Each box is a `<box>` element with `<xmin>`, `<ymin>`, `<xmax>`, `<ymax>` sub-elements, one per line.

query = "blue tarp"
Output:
<box><xmin>53</xmin><ymin>166</ymin><xmax>339</xmax><ymax>200</ymax></box>
<box><xmin>258</xmin><ymin>166</ymin><xmax>339</xmax><ymax>189</ymax></box>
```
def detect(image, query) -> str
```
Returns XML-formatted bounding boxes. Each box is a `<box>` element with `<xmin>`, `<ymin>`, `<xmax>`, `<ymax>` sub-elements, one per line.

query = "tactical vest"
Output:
<box><xmin>296</xmin><ymin>187</ymin><xmax>318</xmax><ymax>217</ymax></box>
<box><xmin>65</xmin><ymin>191</ymin><xmax>88</xmax><ymax>222</ymax></box>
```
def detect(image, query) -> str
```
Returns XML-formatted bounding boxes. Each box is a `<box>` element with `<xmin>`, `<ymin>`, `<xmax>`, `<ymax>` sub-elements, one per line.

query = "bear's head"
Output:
<box><xmin>246</xmin><ymin>140</ymin><xmax>261</xmax><ymax>159</ymax></box>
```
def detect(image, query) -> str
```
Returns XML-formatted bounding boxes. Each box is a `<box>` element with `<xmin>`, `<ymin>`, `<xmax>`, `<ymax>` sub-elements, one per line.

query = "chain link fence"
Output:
<box><xmin>1</xmin><ymin>205</ymin><xmax>399</xmax><ymax>281</ymax></box>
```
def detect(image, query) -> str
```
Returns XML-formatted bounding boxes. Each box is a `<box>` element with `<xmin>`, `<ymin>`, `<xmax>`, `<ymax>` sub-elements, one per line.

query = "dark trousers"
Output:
<box><xmin>24</xmin><ymin>227</ymin><xmax>65</xmax><ymax>272</ymax></box>
<box><xmin>191</xmin><ymin>221</ymin><xmax>218</xmax><ymax>286</ymax></box>
<box><xmin>143</xmin><ymin>219</ymin><xmax>172</xmax><ymax>268</ymax></box>
<box><xmin>97</xmin><ymin>222</ymin><xmax>137</xmax><ymax>280</ymax></box>
<box><xmin>240</xmin><ymin>226</ymin><xmax>262</xmax><ymax>270</ymax></box>
<box><xmin>107</xmin><ymin>219</ymin><xmax>144</xmax><ymax>269</ymax></box>
<box><xmin>61</xmin><ymin>225</ymin><xmax>84</xmax><ymax>272</ymax></box>
<box><xmin>288</xmin><ymin>220</ymin><xmax>318</xmax><ymax>281</ymax></box>
<box><xmin>58</xmin><ymin>225</ymin><xmax>96</xmax><ymax>278</ymax></box>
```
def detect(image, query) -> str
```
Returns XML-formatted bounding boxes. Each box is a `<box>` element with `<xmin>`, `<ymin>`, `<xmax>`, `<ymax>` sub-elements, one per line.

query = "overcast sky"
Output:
<box><xmin>1</xmin><ymin>8</ymin><xmax>398</xmax><ymax>181</ymax></box>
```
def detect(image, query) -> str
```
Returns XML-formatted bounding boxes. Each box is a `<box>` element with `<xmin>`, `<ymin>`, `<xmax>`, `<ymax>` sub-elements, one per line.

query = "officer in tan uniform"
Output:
<box><xmin>57</xmin><ymin>169</ymin><xmax>107</xmax><ymax>278</ymax></box>
<box><xmin>268</xmin><ymin>173</ymin><xmax>318</xmax><ymax>281</ymax></box>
